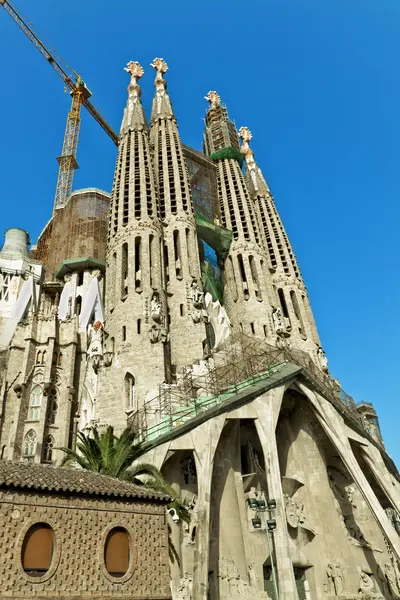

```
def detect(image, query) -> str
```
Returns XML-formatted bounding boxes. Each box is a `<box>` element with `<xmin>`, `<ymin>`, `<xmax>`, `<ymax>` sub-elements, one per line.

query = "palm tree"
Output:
<box><xmin>59</xmin><ymin>426</ymin><xmax>190</xmax><ymax>525</ymax></box>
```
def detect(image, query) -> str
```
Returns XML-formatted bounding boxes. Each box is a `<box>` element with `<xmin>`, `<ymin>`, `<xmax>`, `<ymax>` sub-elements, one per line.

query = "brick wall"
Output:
<box><xmin>0</xmin><ymin>489</ymin><xmax>171</xmax><ymax>600</ymax></box>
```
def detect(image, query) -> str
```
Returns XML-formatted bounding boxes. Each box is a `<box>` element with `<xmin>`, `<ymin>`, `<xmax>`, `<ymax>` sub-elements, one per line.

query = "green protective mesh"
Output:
<box><xmin>210</xmin><ymin>146</ymin><xmax>244</xmax><ymax>166</ymax></box>
<box><xmin>194</xmin><ymin>212</ymin><xmax>233</xmax><ymax>256</ymax></box>
<box><xmin>194</xmin><ymin>211</ymin><xmax>233</xmax><ymax>303</ymax></box>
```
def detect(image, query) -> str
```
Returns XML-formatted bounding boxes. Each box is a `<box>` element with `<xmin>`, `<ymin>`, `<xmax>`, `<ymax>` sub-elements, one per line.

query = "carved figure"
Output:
<box><xmin>327</xmin><ymin>562</ymin><xmax>344</xmax><ymax>595</ymax></box>
<box><xmin>87</xmin><ymin>321</ymin><xmax>103</xmax><ymax>358</ymax></box>
<box><xmin>284</xmin><ymin>494</ymin><xmax>315</xmax><ymax>535</ymax></box>
<box><xmin>175</xmin><ymin>572</ymin><xmax>192</xmax><ymax>600</ymax></box>
<box><xmin>317</xmin><ymin>346</ymin><xmax>328</xmax><ymax>371</ymax></box>
<box><xmin>183</xmin><ymin>495</ymin><xmax>198</xmax><ymax>545</ymax></box>
<box><xmin>65</xmin><ymin>296</ymin><xmax>72</xmax><ymax>320</ymax></box>
<box><xmin>150</xmin><ymin>292</ymin><xmax>162</xmax><ymax>322</ymax></box>
<box><xmin>386</xmin><ymin>507</ymin><xmax>400</xmax><ymax>536</ymax></box>
<box><xmin>359</xmin><ymin>571</ymin><xmax>375</xmax><ymax>596</ymax></box>
<box><xmin>190</xmin><ymin>279</ymin><xmax>204</xmax><ymax>308</ymax></box>
<box><xmin>272</xmin><ymin>307</ymin><xmax>285</xmax><ymax>335</ymax></box>
<box><xmin>248</xmin><ymin>562</ymin><xmax>258</xmax><ymax>588</ymax></box>
<box><xmin>385</xmin><ymin>562</ymin><xmax>400</xmax><ymax>598</ymax></box>
<box><xmin>149</xmin><ymin>323</ymin><xmax>161</xmax><ymax>343</ymax></box>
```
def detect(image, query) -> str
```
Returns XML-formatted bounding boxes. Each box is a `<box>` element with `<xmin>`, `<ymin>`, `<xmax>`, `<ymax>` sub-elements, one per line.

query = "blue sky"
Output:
<box><xmin>0</xmin><ymin>0</ymin><xmax>399</xmax><ymax>464</ymax></box>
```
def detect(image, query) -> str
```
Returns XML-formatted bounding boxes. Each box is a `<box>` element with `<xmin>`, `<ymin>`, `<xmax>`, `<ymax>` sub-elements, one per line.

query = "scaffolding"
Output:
<box><xmin>35</xmin><ymin>188</ymin><xmax>110</xmax><ymax>280</ymax></box>
<box><xmin>129</xmin><ymin>333</ymin><xmax>369</xmax><ymax>446</ymax></box>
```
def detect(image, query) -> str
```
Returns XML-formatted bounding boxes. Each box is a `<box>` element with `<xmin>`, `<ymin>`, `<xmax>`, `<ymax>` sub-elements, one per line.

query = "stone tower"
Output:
<box><xmin>239</xmin><ymin>126</ymin><xmax>323</xmax><ymax>360</ymax></box>
<box><xmin>97</xmin><ymin>62</ymin><xmax>168</xmax><ymax>430</ymax></box>
<box><xmin>203</xmin><ymin>92</ymin><xmax>276</xmax><ymax>341</ymax></box>
<box><xmin>149</xmin><ymin>58</ymin><xmax>207</xmax><ymax>368</ymax></box>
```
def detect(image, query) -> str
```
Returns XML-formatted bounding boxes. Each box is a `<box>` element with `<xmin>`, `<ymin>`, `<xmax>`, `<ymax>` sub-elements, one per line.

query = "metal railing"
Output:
<box><xmin>129</xmin><ymin>333</ymin><xmax>367</xmax><ymax>444</ymax></box>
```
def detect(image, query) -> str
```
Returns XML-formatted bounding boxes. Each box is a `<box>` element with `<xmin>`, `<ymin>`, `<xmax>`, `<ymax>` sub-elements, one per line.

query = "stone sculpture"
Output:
<box><xmin>385</xmin><ymin>562</ymin><xmax>400</xmax><ymax>598</ymax></box>
<box><xmin>359</xmin><ymin>571</ymin><xmax>375</xmax><ymax>596</ymax></box>
<box><xmin>284</xmin><ymin>494</ymin><xmax>316</xmax><ymax>536</ymax></box>
<box><xmin>327</xmin><ymin>562</ymin><xmax>344</xmax><ymax>595</ymax></box>
<box><xmin>386</xmin><ymin>507</ymin><xmax>400</xmax><ymax>536</ymax></box>
<box><xmin>317</xmin><ymin>346</ymin><xmax>328</xmax><ymax>371</ymax></box>
<box><xmin>272</xmin><ymin>307</ymin><xmax>285</xmax><ymax>335</ymax></box>
<box><xmin>175</xmin><ymin>572</ymin><xmax>193</xmax><ymax>600</ymax></box>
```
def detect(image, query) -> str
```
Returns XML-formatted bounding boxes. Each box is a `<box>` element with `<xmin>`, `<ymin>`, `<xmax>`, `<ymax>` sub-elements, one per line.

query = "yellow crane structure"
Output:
<box><xmin>0</xmin><ymin>0</ymin><xmax>118</xmax><ymax>212</ymax></box>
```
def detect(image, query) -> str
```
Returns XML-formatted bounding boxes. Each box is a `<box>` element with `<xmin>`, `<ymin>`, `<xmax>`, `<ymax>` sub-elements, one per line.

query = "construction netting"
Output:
<box><xmin>35</xmin><ymin>189</ymin><xmax>110</xmax><ymax>280</ymax></box>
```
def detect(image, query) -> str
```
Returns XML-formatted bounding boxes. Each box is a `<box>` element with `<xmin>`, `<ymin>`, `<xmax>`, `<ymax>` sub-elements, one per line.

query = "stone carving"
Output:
<box><xmin>190</xmin><ymin>279</ymin><xmax>205</xmax><ymax>323</ymax></box>
<box><xmin>385</xmin><ymin>562</ymin><xmax>400</xmax><ymax>598</ymax></box>
<box><xmin>150</xmin><ymin>292</ymin><xmax>162</xmax><ymax>323</ymax></box>
<box><xmin>204</xmin><ymin>90</ymin><xmax>221</xmax><ymax>109</ymax></box>
<box><xmin>175</xmin><ymin>572</ymin><xmax>193</xmax><ymax>600</ymax></box>
<box><xmin>87</xmin><ymin>321</ymin><xmax>103</xmax><ymax>368</ymax></box>
<box><xmin>386</xmin><ymin>507</ymin><xmax>400</xmax><ymax>536</ymax></box>
<box><xmin>64</xmin><ymin>273</ymin><xmax>72</xmax><ymax>283</ymax></box>
<box><xmin>284</xmin><ymin>494</ymin><xmax>316</xmax><ymax>536</ymax></box>
<box><xmin>149</xmin><ymin>323</ymin><xmax>167</xmax><ymax>344</ymax></box>
<box><xmin>65</xmin><ymin>296</ymin><xmax>72</xmax><ymax>320</ymax></box>
<box><xmin>272</xmin><ymin>307</ymin><xmax>285</xmax><ymax>335</ymax></box>
<box><xmin>204</xmin><ymin>292</ymin><xmax>231</xmax><ymax>351</ymax></box>
<box><xmin>245</xmin><ymin>440</ymin><xmax>264</xmax><ymax>474</ymax></box>
<box><xmin>181</xmin><ymin>456</ymin><xmax>197</xmax><ymax>485</ymax></box>
<box><xmin>124</xmin><ymin>60</ymin><xmax>144</xmax><ymax>83</ymax></box>
<box><xmin>248</xmin><ymin>562</ymin><xmax>258</xmax><ymax>588</ymax></box>
<box><xmin>317</xmin><ymin>346</ymin><xmax>328</xmax><ymax>371</ymax></box>
<box><xmin>183</xmin><ymin>495</ymin><xmax>198</xmax><ymax>545</ymax></box>
<box><xmin>359</xmin><ymin>571</ymin><xmax>375</xmax><ymax>596</ymax></box>
<box><xmin>327</xmin><ymin>562</ymin><xmax>344</xmax><ymax>595</ymax></box>
<box><xmin>238</xmin><ymin>127</ymin><xmax>258</xmax><ymax>192</ymax></box>
<box><xmin>91</xmin><ymin>269</ymin><xmax>101</xmax><ymax>280</ymax></box>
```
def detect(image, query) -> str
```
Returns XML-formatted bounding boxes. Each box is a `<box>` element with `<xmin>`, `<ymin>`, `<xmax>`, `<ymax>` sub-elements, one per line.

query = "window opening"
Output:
<box><xmin>122</xmin><ymin>326</ymin><xmax>126</xmax><ymax>341</ymax></box>
<box><xmin>22</xmin><ymin>523</ymin><xmax>54</xmax><ymax>577</ymax></box>
<box><xmin>121</xmin><ymin>243</ymin><xmax>128</xmax><ymax>297</ymax></box>
<box><xmin>173</xmin><ymin>230</ymin><xmax>182</xmax><ymax>279</ymax></box>
<box><xmin>29</xmin><ymin>386</ymin><xmax>42</xmax><ymax>420</ymax></box>
<box><xmin>135</xmin><ymin>237</ymin><xmax>141</xmax><ymax>291</ymax></box>
<box><xmin>23</xmin><ymin>429</ymin><xmax>37</xmax><ymax>458</ymax></box>
<box><xmin>137</xmin><ymin>319</ymin><xmax>141</xmax><ymax>334</ymax></box>
<box><xmin>43</xmin><ymin>435</ymin><xmax>54</xmax><ymax>462</ymax></box>
<box><xmin>104</xmin><ymin>527</ymin><xmax>130</xmax><ymax>578</ymax></box>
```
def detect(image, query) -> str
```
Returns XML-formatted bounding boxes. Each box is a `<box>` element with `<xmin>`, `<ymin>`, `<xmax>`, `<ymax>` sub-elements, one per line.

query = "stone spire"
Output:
<box><xmin>150</xmin><ymin>58</ymin><xmax>207</xmax><ymax>367</ymax></box>
<box><xmin>98</xmin><ymin>61</ymin><xmax>168</xmax><ymax>431</ymax></box>
<box><xmin>120</xmin><ymin>61</ymin><xmax>147</xmax><ymax>134</ymax></box>
<box><xmin>239</xmin><ymin>126</ymin><xmax>321</xmax><ymax>354</ymax></box>
<box><xmin>203</xmin><ymin>94</ymin><xmax>275</xmax><ymax>341</ymax></box>
<box><xmin>150</xmin><ymin>58</ymin><xmax>175</xmax><ymax>122</ymax></box>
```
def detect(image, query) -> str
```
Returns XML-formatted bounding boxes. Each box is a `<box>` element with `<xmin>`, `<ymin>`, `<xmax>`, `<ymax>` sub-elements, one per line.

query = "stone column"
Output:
<box><xmin>254</xmin><ymin>387</ymin><xmax>299</xmax><ymax>600</ymax></box>
<box><xmin>191</xmin><ymin>415</ymin><xmax>225</xmax><ymax>600</ymax></box>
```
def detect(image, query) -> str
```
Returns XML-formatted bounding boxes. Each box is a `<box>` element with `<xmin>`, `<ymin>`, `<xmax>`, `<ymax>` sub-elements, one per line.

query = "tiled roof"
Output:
<box><xmin>0</xmin><ymin>461</ymin><xmax>170</xmax><ymax>502</ymax></box>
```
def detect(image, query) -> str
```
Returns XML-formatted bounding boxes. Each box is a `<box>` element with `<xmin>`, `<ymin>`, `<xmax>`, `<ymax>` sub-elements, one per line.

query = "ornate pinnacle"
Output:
<box><xmin>124</xmin><ymin>61</ymin><xmax>144</xmax><ymax>92</ymax></box>
<box><xmin>204</xmin><ymin>91</ymin><xmax>221</xmax><ymax>109</ymax></box>
<box><xmin>150</xmin><ymin>58</ymin><xmax>168</xmax><ymax>90</ymax></box>
<box><xmin>238</xmin><ymin>126</ymin><xmax>254</xmax><ymax>159</ymax></box>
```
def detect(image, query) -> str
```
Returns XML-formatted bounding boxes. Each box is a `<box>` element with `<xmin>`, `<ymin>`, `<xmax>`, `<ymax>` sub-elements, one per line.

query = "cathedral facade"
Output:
<box><xmin>0</xmin><ymin>59</ymin><xmax>399</xmax><ymax>600</ymax></box>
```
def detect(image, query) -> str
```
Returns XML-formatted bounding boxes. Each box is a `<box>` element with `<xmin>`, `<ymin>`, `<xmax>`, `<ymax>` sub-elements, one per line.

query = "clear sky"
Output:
<box><xmin>0</xmin><ymin>0</ymin><xmax>399</xmax><ymax>464</ymax></box>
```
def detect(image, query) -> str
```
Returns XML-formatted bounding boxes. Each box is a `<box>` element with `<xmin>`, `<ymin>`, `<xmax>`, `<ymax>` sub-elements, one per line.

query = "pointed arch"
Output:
<box><xmin>29</xmin><ymin>385</ymin><xmax>42</xmax><ymax>420</ymax></box>
<box><xmin>23</xmin><ymin>429</ymin><xmax>37</xmax><ymax>458</ymax></box>
<box><xmin>42</xmin><ymin>435</ymin><xmax>55</xmax><ymax>463</ymax></box>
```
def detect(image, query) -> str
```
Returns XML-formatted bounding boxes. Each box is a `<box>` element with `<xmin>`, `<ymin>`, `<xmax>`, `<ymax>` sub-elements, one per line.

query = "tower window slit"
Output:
<box><xmin>278</xmin><ymin>288</ymin><xmax>290</xmax><ymax>322</ymax></box>
<box><xmin>137</xmin><ymin>319</ymin><xmax>141</xmax><ymax>334</ymax></box>
<box><xmin>237</xmin><ymin>254</ymin><xmax>249</xmax><ymax>300</ymax></box>
<box><xmin>173</xmin><ymin>230</ymin><xmax>182</xmax><ymax>279</ymax></box>
<box><xmin>122</xmin><ymin>326</ymin><xmax>126</xmax><ymax>341</ymax></box>
<box><xmin>135</xmin><ymin>237</ymin><xmax>142</xmax><ymax>291</ymax></box>
<box><xmin>290</xmin><ymin>290</ymin><xmax>306</xmax><ymax>337</ymax></box>
<box><xmin>227</xmin><ymin>256</ymin><xmax>238</xmax><ymax>302</ymax></box>
<box><xmin>164</xmin><ymin>244</ymin><xmax>170</xmax><ymax>284</ymax></box>
<box><xmin>249</xmin><ymin>255</ymin><xmax>262</xmax><ymax>300</ymax></box>
<box><xmin>149</xmin><ymin>235</ymin><xmax>154</xmax><ymax>287</ymax></box>
<box><xmin>123</xmin><ymin>134</ymin><xmax>131</xmax><ymax>226</ymax></box>
<box><xmin>121</xmin><ymin>243</ymin><xmax>128</xmax><ymax>297</ymax></box>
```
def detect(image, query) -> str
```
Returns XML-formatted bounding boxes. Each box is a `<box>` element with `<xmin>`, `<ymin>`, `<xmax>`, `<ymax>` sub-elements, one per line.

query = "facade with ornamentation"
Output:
<box><xmin>0</xmin><ymin>59</ymin><xmax>399</xmax><ymax>600</ymax></box>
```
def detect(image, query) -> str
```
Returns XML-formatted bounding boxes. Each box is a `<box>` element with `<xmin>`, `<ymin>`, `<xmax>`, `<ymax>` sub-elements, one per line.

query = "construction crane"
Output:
<box><xmin>0</xmin><ymin>0</ymin><xmax>119</xmax><ymax>212</ymax></box>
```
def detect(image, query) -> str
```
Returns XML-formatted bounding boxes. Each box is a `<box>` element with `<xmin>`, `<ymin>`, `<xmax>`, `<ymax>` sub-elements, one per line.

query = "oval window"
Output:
<box><xmin>104</xmin><ymin>527</ymin><xmax>130</xmax><ymax>577</ymax></box>
<box><xmin>22</xmin><ymin>523</ymin><xmax>54</xmax><ymax>577</ymax></box>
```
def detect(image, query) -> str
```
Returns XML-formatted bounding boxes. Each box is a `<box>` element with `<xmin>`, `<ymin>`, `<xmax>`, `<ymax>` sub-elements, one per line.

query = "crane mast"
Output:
<box><xmin>0</xmin><ymin>0</ymin><xmax>118</xmax><ymax>212</ymax></box>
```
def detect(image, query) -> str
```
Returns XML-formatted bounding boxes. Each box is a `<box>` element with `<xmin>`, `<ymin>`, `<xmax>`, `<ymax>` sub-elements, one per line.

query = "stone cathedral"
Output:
<box><xmin>0</xmin><ymin>58</ymin><xmax>399</xmax><ymax>600</ymax></box>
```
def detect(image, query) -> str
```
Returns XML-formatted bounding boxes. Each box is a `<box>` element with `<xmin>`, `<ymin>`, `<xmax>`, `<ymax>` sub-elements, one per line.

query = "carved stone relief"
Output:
<box><xmin>326</xmin><ymin>562</ymin><xmax>344</xmax><ymax>596</ymax></box>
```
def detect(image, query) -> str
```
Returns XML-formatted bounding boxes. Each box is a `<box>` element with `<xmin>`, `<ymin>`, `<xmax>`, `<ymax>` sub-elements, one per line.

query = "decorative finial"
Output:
<box><xmin>204</xmin><ymin>91</ymin><xmax>221</xmax><ymax>109</ymax></box>
<box><xmin>238</xmin><ymin>126</ymin><xmax>258</xmax><ymax>191</ymax></box>
<box><xmin>150</xmin><ymin>58</ymin><xmax>168</xmax><ymax>90</ymax></box>
<box><xmin>238</xmin><ymin>127</ymin><xmax>253</xmax><ymax>158</ymax></box>
<box><xmin>124</xmin><ymin>61</ymin><xmax>144</xmax><ymax>94</ymax></box>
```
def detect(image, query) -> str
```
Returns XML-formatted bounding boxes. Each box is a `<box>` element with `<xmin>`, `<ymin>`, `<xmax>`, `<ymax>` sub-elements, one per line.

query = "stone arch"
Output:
<box><xmin>276</xmin><ymin>383</ymin><xmax>396</xmax><ymax>597</ymax></box>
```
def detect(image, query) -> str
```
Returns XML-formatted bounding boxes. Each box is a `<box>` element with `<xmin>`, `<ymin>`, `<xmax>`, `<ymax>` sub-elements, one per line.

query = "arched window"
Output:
<box><xmin>36</xmin><ymin>351</ymin><xmax>42</xmax><ymax>365</ymax></box>
<box><xmin>29</xmin><ymin>386</ymin><xmax>42</xmax><ymax>420</ymax></box>
<box><xmin>125</xmin><ymin>374</ymin><xmax>135</xmax><ymax>410</ymax></box>
<box><xmin>104</xmin><ymin>527</ymin><xmax>130</xmax><ymax>578</ymax></box>
<box><xmin>22</xmin><ymin>523</ymin><xmax>54</xmax><ymax>577</ymax></box>
<box><xmin>42</xmin><ymin>435</ymin><xmax>54</xmax><ymax>463</ymax></box>
<box><xmin>23</xmin><ymin>430</ymin><xmax>37</xmax><ymax>458</ymax></box>
<box><xmin>57</xmin><ymin>352</ymin><xmax>63</xmax><ymax>366</ymax></box>
<box><xmin>41</xmin><ymin>350</ymin><xmax>47</xmax><ymax>365</ymax></box>
<box><xmin>46</xmin><ymin>388</ymin><xmax>58</xmax><ymax>426</ymax></box>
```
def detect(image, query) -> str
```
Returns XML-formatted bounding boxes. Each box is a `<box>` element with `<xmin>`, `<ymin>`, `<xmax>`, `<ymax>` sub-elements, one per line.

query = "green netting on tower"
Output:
<box><xmin>194</xmin><ymin>212</ymin><xmax>233</xmax><ymax>256</ymax></box>
<box><xmin>194</xmin><ymin>212</ymin><xmax>233</xmax><ymax>303</ymax></box>
<box><xmin>210</xmin><ymin>146</ymin><xmax>244</xmax><ymax>166</ymax></box>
